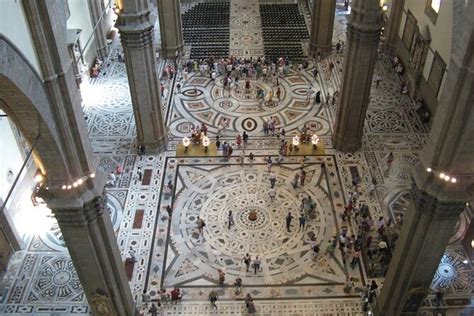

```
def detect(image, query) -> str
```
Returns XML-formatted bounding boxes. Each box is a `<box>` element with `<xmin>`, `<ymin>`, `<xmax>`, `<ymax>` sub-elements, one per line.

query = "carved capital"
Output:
<box><xmin>119</xmin><ymin>28</ymin><xmax>154</xmax><ymax>49</ymax></box>
<box><xmin>346</xmin><ymin>24</ymin><xmax>382</xmax><ymax>45</ymax></box>
<box><xmin>411</xmin><ymin>183</ymin><xmax>465</xmax><ymax>220</ymax></box>
<box><xmin>52</xmin><ymin>193</ymin><xmax>107</xmax><ymax>227</ymax></box>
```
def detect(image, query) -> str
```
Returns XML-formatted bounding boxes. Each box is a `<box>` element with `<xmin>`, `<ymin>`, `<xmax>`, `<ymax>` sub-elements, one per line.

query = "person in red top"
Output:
<box><xmin>170</xmin><ymin>287</ymin><xmax>182</xmax><ymax>304</ymax></box>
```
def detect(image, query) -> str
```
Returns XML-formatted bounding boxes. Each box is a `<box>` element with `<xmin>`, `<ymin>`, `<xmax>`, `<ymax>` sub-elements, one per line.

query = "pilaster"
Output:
<box><xmin>116</xmin><ymin>0</ymin><xmax>167</xmax><ymax>149</ymax></box>
<box><xmin>384</xmin><ymin>0</ymin><xmax>404</xmax><ymax>54</ymax></box>
<box><xmin>157</xmin><ymin>0</ymin><xmax>184</xmax><ymax>58</ymax></box>
<box><xmin>308</xmin><ymin>0</ymin><xmax>337</xmax><ymax>58</ymax></box>
<box><xmin>332</xmin><ymin>0</ymin><xmax>383</xmax><ymax>152</ymax></box>
<box><xmin>87</xmin><ymin>0</ymin><xmax>110</xmax><ymax>59</ymax></box>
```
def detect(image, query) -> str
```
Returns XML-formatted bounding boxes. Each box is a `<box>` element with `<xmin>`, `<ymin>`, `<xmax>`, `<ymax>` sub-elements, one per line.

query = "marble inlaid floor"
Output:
<box><xmin>145</xmin><ymin>156</ymin><xmax>363</xmax><ymax>305</ymax></box>
<box><xmin>1</xmin><ymin>1</ymin><xmax>473</xmax><ymax>315</ymax></box>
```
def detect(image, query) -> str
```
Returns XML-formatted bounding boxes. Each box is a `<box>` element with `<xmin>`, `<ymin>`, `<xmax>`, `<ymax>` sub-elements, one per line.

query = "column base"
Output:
<box><xmin>139</xmin><ymin>138</ymin><xmax>168</xmax><ymax>152</ymax></box>
<box><xmin>332</xmin><ymin>134</ymin><xmax>362</xmax><ymax>153</ymax></box>
<box><xmin>308</xmin><ymin>43</ymin><xmax>332</xmax><ymax>59</ymax></box>
<box><xmin>161</xmin><ymin>45</ymin><xmax>184</xmax><ymax>59</ymax></box>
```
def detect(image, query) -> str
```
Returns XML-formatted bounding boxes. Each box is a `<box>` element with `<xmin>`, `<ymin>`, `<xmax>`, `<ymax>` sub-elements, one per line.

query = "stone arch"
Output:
<box><xmin>0</xmin><ymin>35</ymin><xmax>70</xmax><ymax>183</ymax></box>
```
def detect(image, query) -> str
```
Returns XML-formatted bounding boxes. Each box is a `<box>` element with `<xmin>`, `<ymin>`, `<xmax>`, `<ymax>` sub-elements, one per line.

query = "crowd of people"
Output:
<box><xmin>135</xmin><ymin>45</ymin><xmax>406</xmax><ymax>314</ymax></box>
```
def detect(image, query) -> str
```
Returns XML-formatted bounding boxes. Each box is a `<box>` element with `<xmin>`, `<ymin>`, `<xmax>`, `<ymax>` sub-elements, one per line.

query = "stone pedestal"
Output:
<box><xmin>308</xmin><ymin>0</ymin><xmax>336</xmax><ymax>58</ymax></box>
<box><xmin>87</xmin><ymin>0</ymin><xmax>110</xmax><ymax>59</ymax></box>
<box><xmin>157</xmin><ymin>0</ymin><xmax>184</xmax><ymax>58</ymax></box>
<box><xmin>332</xmin><ymin>0</ymin><xmax>383</xmax><ymax>152</ymax></box>
<box><xmin>384</xmin><ymin>0</ymin><xmax>405</xmax><ymax>54</ymax></box>
<box><xmin>45</xmin><ymin>175</ymin><xmax>135</xmax><ymax>316</ymax></box>
<box><xmin>116</xmin><ymin>0</ymin><xmax>167</xmax><ymax>149</ymax></box>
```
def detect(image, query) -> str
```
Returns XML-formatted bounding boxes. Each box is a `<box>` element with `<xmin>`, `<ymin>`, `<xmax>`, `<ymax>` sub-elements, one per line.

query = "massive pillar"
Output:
<box><xmin>21</xmin><ymin>1</ymin><xmax>135</xmax><ymax>314</ymax></box>
<box><xmin>46</xmin><ymin>183</ymin><xmax>135</xmax><ymax>316</ymax></box>
<box><xmin>116</xmin><ymin>0</ymin><xmax>167</xmax><ymax>149</ymax></box>
<box><xmin>87</xmin><ymin>0</ymin><xmax>110</xmax><ymax>59</ymax></box>
<box><xmin>308</xmin><ymin>0</ymin><xmax>337</xmax><ymax>58</ymax></box>
<box><xmin>374</xmin><ymin>183</ymin><xmax>465</xmax><ymax>315</ymax></box>
<box><xmin>332</xmin><ymin>0</ymin><xmax>383</xmax><ymax>152</ymax></box>
<box><xmin>384</xmin><ymin>0</ymin><xmax>405</xmax><ymax>54</ymax></box>
<box><xmin>375</xmin><ymin>3</ymin><xmax>474</xmax><ymax>314</ymax></box>
<box><xmin>157</xmin><ymin>0</ymin><xmax>184</xmax><ymax>58</ymax></box>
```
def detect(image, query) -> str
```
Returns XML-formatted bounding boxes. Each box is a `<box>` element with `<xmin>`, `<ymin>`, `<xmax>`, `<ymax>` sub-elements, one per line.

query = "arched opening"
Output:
<box><xmin>0</xmin><ymin>37</ymin><xmax>72</xmax><ymax>272</ymax></box>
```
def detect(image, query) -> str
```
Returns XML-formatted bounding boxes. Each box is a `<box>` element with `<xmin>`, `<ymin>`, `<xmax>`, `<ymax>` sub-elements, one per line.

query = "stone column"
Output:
<box><xmin>116</xmin><ymin>0</ymin><xmax>167</xmax><ymax>149</ymax></box>
<box><xmin>308</xmin><ymin>0</ymin><xmax>337</xmax><ymax>58</ymax></box>
<box><xmin>375</xmin><ymin>4</ymin><xmax>474</xmax><ymax>314</ymax></box>
<box><xmin>332</xmin><ymin>0</ymin><xmax>383</xmax><ymax>152</ymax></box>
<box><xmin>373</xmin><ymin>183</ymin><xmax>465</xmax><ymax>315</ymax></box>
<box><xmin>157</xmin><ymin>0</ymin><xmax>184</xmax><ymax>58</ymax></box>
<box><xmin>384</xmin><ymin>0</ymin><xmax>405</xmax><ymax>54</ymax></box>
<box><xmin>22</xmin><ymin>0</ymin><xmax>97</xmax><ymax>182</ymax></box>
<box><xmin>87</xmin><ymin>0</ymin><xmax>110</xmax><ymax>59</ymax></box>
<box><xmin>45</xmin><ymin>177</ymin><xmax>135</xmax><ymax>316</ymax></box>
<box><xmin>21</xmin><ymin>1</ymin><xmax>135</xmax><ymax>314</ymax></box>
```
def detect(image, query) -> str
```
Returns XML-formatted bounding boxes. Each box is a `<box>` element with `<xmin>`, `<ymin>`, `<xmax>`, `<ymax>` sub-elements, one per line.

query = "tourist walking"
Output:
<box><xmin>149</xmin><ymin>303</ymin><xmax>159</xmax><ymax>316</ymax></box>
<box><xmin>286</xmin><ymin>212</ymin><xmax>294</xmax><ymax>232</ymax></box>
<box><xmin>137</xmin><ymin>167</ymin><xmax>143</xmax><ymax>181</ymax></box>
<box><xmin>196</xmin><ymin>216</ymin><xmax>205</xmax><ymax>234</ymax></box>
<box><xmin>228</xmin><ymin>211</ymin><xmax>234</xmax><ymax>229</ymax></box>
<box><xmin>218</xmin><ymin>269</ymin><xmax>226</xmax><ymax>285</ymax></box>
<box><xmin>248</xmin><ymin>152</ymin><xmax>255</xmax><ymax>166</ymax></box>
<box><xmin>236</xmin><ymin>134</ymin><xmax>242</xmax><ymax>148</ymax></box>
<box><xmin>268</xmin><ymin>188</ymin><xmax>276</xmax><ymax>203</ymax></box>
<box><xmin>222</xmin><ymin>142</ymin><xmax>228</xmax><ymax>158</ymax></box>
<box><xmin>291</xmin><ymin>172</ymin><xmax>300</xmax><ymax>189</ymax></box>
<box><xmin>266</xmin><ymin>156</ymin><xmax>273</xmax><ymax>172</ymax></box>
<box><xmin>253</xmin><ymin>256</ymin><xmax>261</xmax><ymax>274</ymax></box>
<box><xmin>141</xmin><ymin>290</ymin><xmax>151</xmax><ymax>309</ymax></box>
<box><xmin>243</xmin><ymin>253</ymin><xmax>251</xmax><ymax>272</ymax></box>
<box><xmin>245</xmin><ymin>293</ymin><xmax>256</xmax><ymax>313</ymax></box>
<box><xmin>215</xmin><ymin>136</ymin><xmax>221</xmax><ymax>150</ymax></box>
<box><xmin>351</xmin><ymin>248</ymin><xmax>362</xmax><ymax>268</ymax></box>
<box><xmin>299</xmin><ymin>214</ymin><xmax>306</xmax><ymax>230</ymax></box>
<box><xmin>128</xmin><ymin>246</ymin><xmax>137</xmax><ymax>262</ymax></box>
<box><xmin>243</xmin><ymin>131</ymin><xmax>249</xmax><ymax>145</ymax></box>
<box><xmin>276</xmin><ymin>86</ymin><xmax>281</xmax><ymax>100</ymax></box>
<box><xmin>269</xmin><ymin>172</ymin><xmax>276</xmax><ymax>188</ymax></box>
<box><xmin>315</xmin><ymin>91</ymin><xmax>321</xmax><ymax>104</ymax></box>
<box><xmin>300</xmin><ymin>170</ymin><xmax>306</xmax><ymax>186</ymax></box>
<box><xmin>227</xmin><ymin>143</ymin><xmax>233</xmax><ymax>159</ymax></box>
<box><xmin>209</xmin><ymin>290</ymin><xmax>218</xmax><ymax>309</ymax></box>
<box><xmin>343</xmin><ymin>277</ymin><xmax>354</xmax><ymax>293</ymax></box>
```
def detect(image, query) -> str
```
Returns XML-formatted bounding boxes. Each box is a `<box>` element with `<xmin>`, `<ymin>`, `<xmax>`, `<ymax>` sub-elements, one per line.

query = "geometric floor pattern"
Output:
<box><xmin>1</xmin><ymin>1</ymin><xmax>472</xmax><ymax>315</ymax></box>
<box><xmin>147</xmin><ymin>156</ymin><xmax>363</xmax><ymax>303</ymax></box>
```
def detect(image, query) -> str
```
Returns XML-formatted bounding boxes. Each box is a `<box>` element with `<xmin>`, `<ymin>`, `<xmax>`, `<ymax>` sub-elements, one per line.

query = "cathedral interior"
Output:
<box><xmin>0</xmin><ymin>0</ymin><xmax>473</xmax><ymax>315</ymax></box>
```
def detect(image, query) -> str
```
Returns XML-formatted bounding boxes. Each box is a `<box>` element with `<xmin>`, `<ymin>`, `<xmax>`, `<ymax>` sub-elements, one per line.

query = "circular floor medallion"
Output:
<box><xmin>241</xmin><ymin>117</ymin><xmax>258</xmax><ymax>132</ymax></box>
